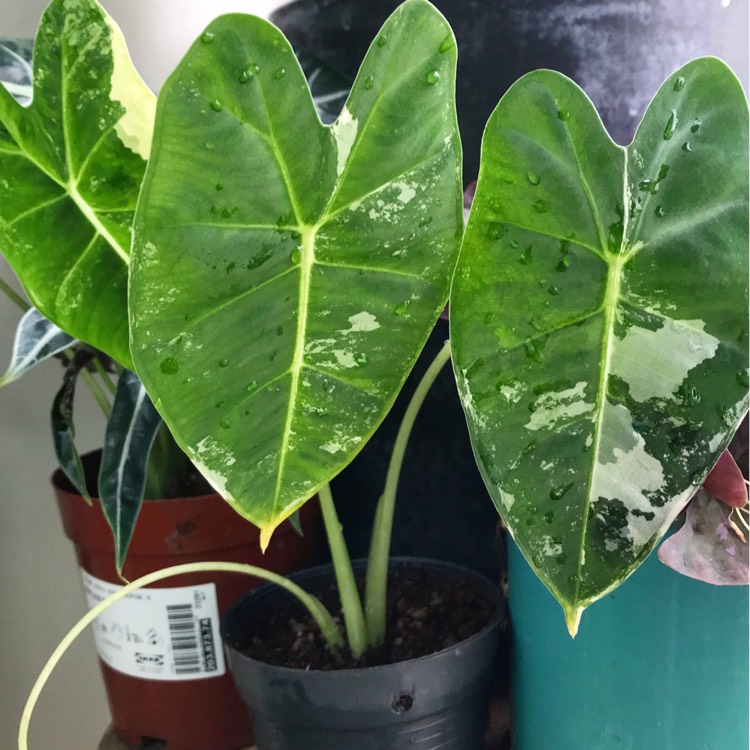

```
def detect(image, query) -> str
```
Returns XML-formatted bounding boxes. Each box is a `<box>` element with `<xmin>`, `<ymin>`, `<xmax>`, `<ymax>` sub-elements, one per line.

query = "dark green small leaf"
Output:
<box><xmin>0</xmin><ymin>307</ymin><xmax>77</xmax><ymax>386</ymax></box>
<box><xmin>51</xmin><ymin>353</ymin><xmax>93</xmax><ymax>501</ymax></box>
<box><xmin>98</xmin><ymin>369</ymin><xmax>162</xmax><ymax>571</ymax></box>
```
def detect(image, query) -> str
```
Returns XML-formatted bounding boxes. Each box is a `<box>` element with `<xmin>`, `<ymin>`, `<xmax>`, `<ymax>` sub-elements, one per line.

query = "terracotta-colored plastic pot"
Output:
<box><xmin>54</xmin><ymin>452</ymin><xmax>323</xmax><ymax>750</ymax></box>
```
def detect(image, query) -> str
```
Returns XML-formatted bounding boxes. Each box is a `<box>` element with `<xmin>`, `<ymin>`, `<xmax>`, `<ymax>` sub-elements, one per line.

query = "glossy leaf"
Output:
<box><xmin>0</xmin><ymin>307</ymin><xmax>77</xmax><ymax>386</ymax></box>
<box><xmin>452</xmin><ymin>59</ymin><xmax>749</xmax><ymax>633</ymax></box>
<box><xmin>51</xmin><ymin>353</ymin><xmax>93</xmax><ymax>501</ymax></box>
<box><xmin>658</xmin><ymin>490</ymin><xmax>748</xmax><ymax>585</ymax></box>
<box><xmin>99</xmin><ymin>369</ymin><xmax>162</xmax><ymax>571</ymax></box>
<box><xmin>0</xmin><ymin>0</ymin><xmax>155</xmax><ymax>368</ymax></box>
<box><xmin>130</xmin><ymin>0</ymin><xmax>462</xmax><ymax>542</ymax></box>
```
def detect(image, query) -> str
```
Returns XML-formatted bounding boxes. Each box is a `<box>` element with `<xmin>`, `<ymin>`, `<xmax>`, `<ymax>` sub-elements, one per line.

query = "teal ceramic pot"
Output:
<box><xmin>507</xmin><ymin>536</ymin><xmax>749</xmax><ymax>750</ymax></box>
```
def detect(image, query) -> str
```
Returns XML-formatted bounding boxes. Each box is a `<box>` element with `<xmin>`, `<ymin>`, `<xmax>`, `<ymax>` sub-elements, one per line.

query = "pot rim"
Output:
<box><xmin>221</xmin><ymin>555</ymin><xmax>502</xmax><ymax>677</ymax></box>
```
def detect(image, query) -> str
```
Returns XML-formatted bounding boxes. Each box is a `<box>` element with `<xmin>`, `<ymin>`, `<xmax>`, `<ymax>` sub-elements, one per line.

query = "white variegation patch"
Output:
<box><xmin>339</xmin><ymin>311</ymin><xmax>380</xmax><ymax>333</ymax></box>
<box><xmin>612</xmin><ymin>318</ymin><xmax>719</xmax><ymax>402</ymax></box>
<box><xmin>331</xmin><ymin>106</ymin><xmax>358</xmax><ymax>177</ymax></box>
<box><xmin>105</xmin><ymin>16</ymin><xmax>155</xmax><ymax>160</ymax></box>
<box><xmin>525</xmin><ymin>381</ymin><xmax>595</xmax><ymax>432</ymax></box>
<box><xmin>591</xmin><ymin>403</ymin><xmax>667</xmax><ymax>549</ymax></box>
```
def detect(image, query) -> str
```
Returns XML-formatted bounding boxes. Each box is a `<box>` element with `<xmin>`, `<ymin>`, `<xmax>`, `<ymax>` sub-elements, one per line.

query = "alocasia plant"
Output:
<box><xmin>452</xmin><ymin>59</ymin><xmax>749</xmax><ymax>633</ymax></box>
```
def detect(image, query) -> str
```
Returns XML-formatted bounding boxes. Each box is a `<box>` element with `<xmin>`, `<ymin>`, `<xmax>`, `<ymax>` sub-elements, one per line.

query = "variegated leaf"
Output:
<box><xmin>452</xmin><ymin>59</ymin><xmax>749</xmax><ymax>633</ymax></box>
<box><xmin>0</xmin><ymin>0</ymin><xmax>155</xmax><ymax>368</ymax></box>
<box><xmin>130</xmin><ymin>0</ymin><xmax>462</xmax><ymax>543</ymax></box>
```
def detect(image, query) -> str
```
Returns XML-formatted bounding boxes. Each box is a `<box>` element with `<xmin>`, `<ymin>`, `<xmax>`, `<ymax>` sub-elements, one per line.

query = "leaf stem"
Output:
<box><xmin>364</xmin><ymin>339</ymin><xmax>452</xmax><ymax>646</ymax></box>
<box><xmin>92</xmin><ymin>357</ymin><xmax>117</xmax><ymax>396</ymax></box>
<box><xmin>18</xmin><ymin>562</ymin><xmax>344</xmax><ymax>750</ymax></box>
<box><xmin>0</xmin><ymin>277</ymin><xmax>30</xmax><ymax>312</ymax></box>
<box><xmin>318</xmin><ymin>483</ymin><xmax>368</xmax><ymax>658</ymax></box>
<box><xmin>79</xmin><ymin>367</ymin><xmax>111</xmax><ymax>417</ymax></box>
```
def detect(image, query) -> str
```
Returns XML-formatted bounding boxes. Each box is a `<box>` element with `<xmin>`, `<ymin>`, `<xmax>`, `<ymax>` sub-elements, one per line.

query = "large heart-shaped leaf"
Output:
<box><xmin>452</xmin><ymin>59</ymin><xmax>749</xmax><ymax>634</ymax></box>
<box><xmin>0</xmin><ymin>0</ymin><xmax>155</xmax><ymax>368</ymax></box>
<box><xmin>130</xmin><ymin>0</ymin><xmax>462</xmax><ymax>542</ymax></box>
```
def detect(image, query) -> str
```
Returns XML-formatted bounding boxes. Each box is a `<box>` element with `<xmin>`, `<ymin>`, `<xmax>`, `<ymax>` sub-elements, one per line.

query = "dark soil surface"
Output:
<box><xmin>230</xmin><ymin>564</ymin><xmax>499</xmax><ymax>670</ymax></box>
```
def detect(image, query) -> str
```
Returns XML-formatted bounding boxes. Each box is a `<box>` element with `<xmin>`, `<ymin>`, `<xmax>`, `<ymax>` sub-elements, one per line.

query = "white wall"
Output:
<box><xmin>0</xmin><ymin>4</ymin><xmax>286</xmax><ymax>748</ymax></box>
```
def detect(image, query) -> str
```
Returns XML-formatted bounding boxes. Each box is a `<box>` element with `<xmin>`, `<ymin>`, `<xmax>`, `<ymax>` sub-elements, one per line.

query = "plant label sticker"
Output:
<box><xmin>80</xmin><ymin>570</ymin><xmax>226</xmax><ymax>681</ymax></box>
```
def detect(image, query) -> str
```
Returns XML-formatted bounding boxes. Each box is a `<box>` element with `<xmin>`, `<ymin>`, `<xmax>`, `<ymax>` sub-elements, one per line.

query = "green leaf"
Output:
<box><xmin>452</xmin><ymin>59</ymin><xmax>749</xmax><ymax>634</ymax></box>
<box><xmin>0</xmin><ymin>307</ymin><xmax>77</xmax><ymax>386</ymax></box>
<box><xmin>99</xmin><ymin>369</ymin><xmax>162</xmax><ymax>571</ymax></box>
<box><xmin>130</xmin><ymin>0</ymin><xmax>462</xmax><ymax>542</ymax></box>
<box><xmin>0</xmin><ymin>0</ymin><xmax>155</xmax><ymax>368</ymax></box>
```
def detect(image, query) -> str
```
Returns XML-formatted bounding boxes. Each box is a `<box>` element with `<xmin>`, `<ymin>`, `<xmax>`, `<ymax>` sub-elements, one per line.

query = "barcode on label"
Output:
<box><xmin>167</xmin><ymin>603</ymin><xmax>201</xmax><ymax>675</ymax></box>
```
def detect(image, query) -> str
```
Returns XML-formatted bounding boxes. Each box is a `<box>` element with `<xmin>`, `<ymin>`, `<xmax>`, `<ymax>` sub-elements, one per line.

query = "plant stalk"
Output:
<box><xmin>318</xmin><ymin>483</ymin><xmax>368</xmax><ymax>658</ymax></box>
<box><xmin>92</xmin><ymin>357</ymin><xmax>117</xmax><ymax>397</ymax></box>
<box><xmin>0</xmin><ymin>277</ymin><xmax>30</xmax><ymax>312</ymax></box>
<box><xmin>18</xmin><ymin>562</ymin><xmax>344</xmax><ymax>750</ymax></box>
<box><xmin>364</xmin><ymin>339</ymin><xmax>452</xmax><ymax>646</ymax></box>
<box><xmin>79</xmin><ymin>367</ymin><xmax>111</xmax><ymax>417</ymax></box>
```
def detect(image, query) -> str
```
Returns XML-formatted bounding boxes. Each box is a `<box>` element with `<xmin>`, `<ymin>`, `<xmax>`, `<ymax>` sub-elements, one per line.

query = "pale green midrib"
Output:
<box><xmin>7</xmin><ymin>192</ymin><xmax>68</xmax><ymax>227</ymax></box>
<box><xmin>504</xmin><ymin>125</ymin><xmax>610</xmax><ymax>254</ymax></box>
<box><xmin>60</xmin><ymin>32</ymin><xmax>130</xmax><ymax>265</ymax></box>
<box><xmin>622</xmin><ymin>197</ymin><xmax>748</xmax><ymax>265</ymax></box>
<box><xmin>320</xmin><ymin>148</ymin><xmax>448</xmax><ymax>225</ymax></box>
<box><xmin>572</xmin><ymin>149</ymin><xmax>630</xmax><ymax>610</ymax></box>
<box><xmin>485</xmin><ymin>219</ymin><xmax>602</xmax><ymax>258</ymax></box>
<box><xmin>321</xmin><ymin>23</ymin><xmax>437</xmax><ymax>216</ymax></box>
<box><xmin>558</xmin><ymin>111</ymin><xmax>611</xmax><ymax>253</ymax></box>
<box><xmin>271</xmin><ymin>225</ymin><xmax>316</xmax><ymax>519</ymax></box>
<box><xmin>182</xmin><ymin>266</ymin><xmax>298</xmax><ymax>332</ymax></box>
<box><xmin>1</xmin><ymin>87</ymin><xmax>132</xmax><ymax>267</ymax></box>
<box><xmin>54</xmin><ymin>232</ymin><xmax>100</xmax><ymax>309</ymax></box>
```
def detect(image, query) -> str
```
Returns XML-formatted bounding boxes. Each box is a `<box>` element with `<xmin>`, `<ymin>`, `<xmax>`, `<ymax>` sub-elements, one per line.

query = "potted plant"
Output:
<box><xmin>12</xmin><ymin>0</ymin><xmax>748</xmax><ymax>748</ymax></box>
<box><xmin>0</xmin><ymin>4</ymin><xmax>324</xmax><ymax>749</ymax></box>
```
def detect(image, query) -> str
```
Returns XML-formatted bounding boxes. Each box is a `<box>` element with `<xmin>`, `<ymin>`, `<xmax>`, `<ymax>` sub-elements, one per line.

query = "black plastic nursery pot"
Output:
<box><xmin>221</xmin><ymin>558</ymin><xmax>502</xmax><ymax>750</ymax></box>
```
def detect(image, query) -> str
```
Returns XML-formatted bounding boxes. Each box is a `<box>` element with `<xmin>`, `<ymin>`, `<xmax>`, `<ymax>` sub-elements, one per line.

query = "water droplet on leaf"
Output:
<box><xmin>557</xmin><ymin>109</ymin><xmax>570</xmax><ymax>121</ymax></box>
<box><xmin>274</xmin><ymin>67</ymin><xmax>287</xmax><ymax>80</ymax></box>
<box><xmin>532</xmin><ymin>199</ymin><xmax>550</xmax><ymax>214</ymax></box>
<box><xmin>246</xmin><ymin>381</ymin><xmax>257</xmax><ymax>393</ymax></box>
<box><xmin>377</xmin><ymin>34</ymin><xmax>388</xmax><ymax>47</ymax></box>
<box><xmin>364</xmin><ymin>75</ymin><xmax>374</xmax><ymax>90</ymax></box>
<box><xmin>219</xmin><ymin>418</ymin><xmax>231</xmax><ymax>430</ymax></box>
<box><xmin>527</xmin><ymin>172</ymin><xmax>540</xmax><ymax>185</ymax></box>
<box><xmin>394</xmin><ymin>302</ymin><xmax>409</xmax><ymax>316</ymax></box>
<box><xmin>201</xmin><ymin>31</ymin><xmax>215</xmax><ymax>44</ymax></box>
<box><xmin>160</xmin><ymin>358</ymin><xmax>179</xmax><ymax>375</ymax></box>
<box><xmin>737</xmin><ymin>369</ymin><xmax>749</xmax><ymax>388</ymax></box>
<box><xmin>439</xmin><ymin>35</ymin><xmax>454</xmax><ymax>53</ymax></box>
<box><xmin>518</xmin><ymin>245</ymin><xmax>533</xmax><ymax>265</ymax></box>
<box><xmin>690</xmin><ymin>119</ymin><xmax>701</xmax><ymax>133</ymax></box>
<box><xmin>290</xmin><ymin>248</ymin><xmax>301</xmax><ymax>264</ymax></box>
<box><xmin>673</xmin><ymin>76</ymin><xmax>685</xmax><ymax>92</ymax></box>
<box><xmin>663</xmin><ymin>110</ymin><xmax>677</xmax><ymax>140</ymax></box>
<box><xmin>210</xmin><ymin>98</ymin><xmax>223</xmax><ymax>112</ymax></box>
<box><xmin>426</xmin><ymin>70</ymin><xmax>440</xmax><ymax>85</ymax></box>
<box><xmin>219</xmin><ymin>358</ymin><xmax>229</xmax><ymax>368</ymax></box>
<box><xmin>655</xmin><ymin>205</ymin><xmax>665</xmax><ymax>218</ymax></box>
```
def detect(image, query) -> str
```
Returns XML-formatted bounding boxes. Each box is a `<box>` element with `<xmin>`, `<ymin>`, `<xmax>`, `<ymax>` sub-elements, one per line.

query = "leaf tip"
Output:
<box><xmin>565</xmin><ymin>605</ymin><xmax>584</xmax><ymax>638</ymax></box>
<box><xmin>259</xmin><ymin>523</ymin><xmax>276</xmax><ymax>553</ymax></box>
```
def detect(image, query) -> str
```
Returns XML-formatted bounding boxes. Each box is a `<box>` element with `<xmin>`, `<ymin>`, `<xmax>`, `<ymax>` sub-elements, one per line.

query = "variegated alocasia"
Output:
<box><xmin>130</xmin><ymin>0</ymin><xmax>462</xmax><ymax>544</ymax></box>
<box><xmin>0</xmin><ymin>0</ymin><xmax>155</xmax><ymax>368</ymax></box>
<box><xmin>452</xmin><ymin>59</ymin><xmax>749</xmax><ymax>634</ymax></box>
